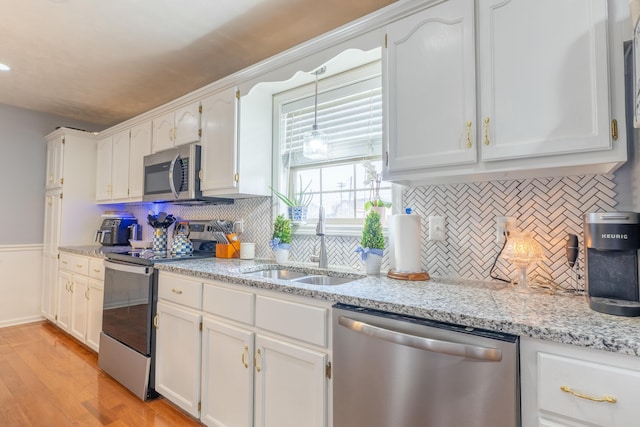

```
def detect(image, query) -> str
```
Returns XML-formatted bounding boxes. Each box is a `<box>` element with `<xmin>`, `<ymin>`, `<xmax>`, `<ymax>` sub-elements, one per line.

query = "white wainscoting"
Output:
<box><xmin>0</xmin><ymin>244</ymin><xmax>44</xmax><ymax>327</ymax></box>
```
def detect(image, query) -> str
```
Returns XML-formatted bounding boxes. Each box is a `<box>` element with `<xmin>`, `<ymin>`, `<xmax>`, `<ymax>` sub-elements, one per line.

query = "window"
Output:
<box><xmin>273</xmin><ymin>61</ymin><xmax>391</xmax><ymax>227</ymax></box>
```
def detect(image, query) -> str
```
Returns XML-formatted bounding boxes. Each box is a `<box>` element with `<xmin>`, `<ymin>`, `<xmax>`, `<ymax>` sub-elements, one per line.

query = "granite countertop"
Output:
<box><xmin>60</xmin><ymin>245</ymin><xmax>640</xmax><ymax>357</ymax></box>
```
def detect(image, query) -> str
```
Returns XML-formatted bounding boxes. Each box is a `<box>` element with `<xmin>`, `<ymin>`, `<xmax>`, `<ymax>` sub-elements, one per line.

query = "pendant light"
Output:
<box><xmin>303</xmin><ymin>66</ymin><xmax>328</xmax><ymax>160</ymax></box>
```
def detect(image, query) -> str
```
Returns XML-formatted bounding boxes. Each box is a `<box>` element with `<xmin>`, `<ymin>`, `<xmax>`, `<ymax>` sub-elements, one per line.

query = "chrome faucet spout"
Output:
<box><xmin>316</xmin><ymin>206</ymin><xmax>328</xmax><ymax>268</ymax></box>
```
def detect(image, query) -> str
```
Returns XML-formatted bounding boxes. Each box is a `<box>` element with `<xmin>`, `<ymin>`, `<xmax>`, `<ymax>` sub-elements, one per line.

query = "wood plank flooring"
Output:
<box><xmin>0</xmin><ymin>321</ymin><xmax>202</xmax><ymax>426</ymax></box>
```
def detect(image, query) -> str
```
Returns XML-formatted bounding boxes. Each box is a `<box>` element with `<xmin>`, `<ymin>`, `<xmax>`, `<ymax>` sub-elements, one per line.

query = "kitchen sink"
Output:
<box><xmin>290</xmin><ymin>275</ymin><xmax>355</xmax><ymax>286</ymax></box>
<box><xmin>243</xmin><ymin>268</ymin><xmax>361</xmax><ymax>286</ymax></box>
<box><xmin>245</xmin><ymin>269</ymin><xmax>308</xmax><ymax>280</ymax></box>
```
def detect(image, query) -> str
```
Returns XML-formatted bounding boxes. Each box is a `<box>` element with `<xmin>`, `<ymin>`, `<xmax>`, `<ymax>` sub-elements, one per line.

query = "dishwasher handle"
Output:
<box><xmin>338</xmin><ymin>315</ymin><xmax>503</xmax><ymax>362</ymax></box>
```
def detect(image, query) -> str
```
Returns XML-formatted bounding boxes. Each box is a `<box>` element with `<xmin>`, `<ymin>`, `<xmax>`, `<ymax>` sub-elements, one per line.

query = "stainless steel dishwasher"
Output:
<box><xmin>333</xmin><ymin>303</ymin><xmax>520</xmax><ymax>427</ymax></box>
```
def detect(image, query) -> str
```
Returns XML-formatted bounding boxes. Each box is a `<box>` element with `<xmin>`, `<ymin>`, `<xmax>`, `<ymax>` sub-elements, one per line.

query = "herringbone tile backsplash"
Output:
<box><xmin>117</xmin><ymin>173</ymin><xmax>617</xmax><ymax>290</ymax></box>
<box><xmin>291</xmin><ymin>174</ymin><xmax>617</xmax><ymax>290</ymax></box>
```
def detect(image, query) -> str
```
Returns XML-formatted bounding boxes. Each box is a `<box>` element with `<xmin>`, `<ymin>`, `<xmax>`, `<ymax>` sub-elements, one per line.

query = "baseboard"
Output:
<box><xmin>0</xmin><ymin>315</ymin><xmax>46</xmax><ymax>329</ymax></box>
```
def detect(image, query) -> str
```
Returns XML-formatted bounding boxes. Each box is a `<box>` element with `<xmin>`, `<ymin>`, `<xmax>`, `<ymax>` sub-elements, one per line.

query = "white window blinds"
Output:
<box><xmin>281</xmin><ymin>76</ymin><xmax>382</xmax><ymax>167</ymax></box>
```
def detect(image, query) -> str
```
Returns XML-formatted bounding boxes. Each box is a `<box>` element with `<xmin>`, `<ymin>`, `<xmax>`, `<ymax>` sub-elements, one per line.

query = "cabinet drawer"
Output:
<box><xmin>538</xmin><ymin>352</ymin><xmax>640</xmax><ymax>425</ymax></box>
<box><xmin>59</xmin><ymin>253</ymin><xmax>74</xmax><ymax>272</ymax></box>
<box><xmin>203</xmin><ymin>283</ymin><xmax>254</xmax><ymax>325</ymax></box>
<box><xmin>255</xmin><ymin>295</ymin><xmax>327</xmax><ymax>347</ymax></box>
<box><xmin>158</xmin><ymin>274</ymin><xmax>202</xmax><ymax>310</ymax></box>
<box><xmin>71</xmin><ymin>256</ymin><xmax>89</xmax><ymax>276</ymax></box>
<box><xmin>89</xmin><ymin>258</ymin><xmax>105</xmax><ymax>280</ymax></box>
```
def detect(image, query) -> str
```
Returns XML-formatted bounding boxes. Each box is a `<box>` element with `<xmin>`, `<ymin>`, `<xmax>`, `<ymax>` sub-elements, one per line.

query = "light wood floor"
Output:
<box><xmin>0</xmin><ymin>321</ymin><xmax>202</xmax><ymax>426</ymax></box>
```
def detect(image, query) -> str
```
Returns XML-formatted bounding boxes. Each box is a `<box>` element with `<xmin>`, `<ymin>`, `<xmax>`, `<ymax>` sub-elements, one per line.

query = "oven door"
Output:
<box><xmin>103</xmin><ymin>260</ymin><xmax>156</xmax><ymax>355</ymax></box>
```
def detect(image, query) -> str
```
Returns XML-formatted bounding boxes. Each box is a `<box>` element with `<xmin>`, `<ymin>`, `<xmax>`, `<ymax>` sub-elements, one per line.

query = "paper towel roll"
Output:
<box><xmin>388</xmin><ymin>213</ymin><xmax>422</xmax><ymax>273</ymax></box>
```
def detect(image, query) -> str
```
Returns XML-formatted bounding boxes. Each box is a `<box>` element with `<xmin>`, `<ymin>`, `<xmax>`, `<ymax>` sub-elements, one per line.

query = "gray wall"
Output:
<box><xmin>0</xmin><ymin>103</ymin><xmax>99</xmax><ymax>245</ymax></box>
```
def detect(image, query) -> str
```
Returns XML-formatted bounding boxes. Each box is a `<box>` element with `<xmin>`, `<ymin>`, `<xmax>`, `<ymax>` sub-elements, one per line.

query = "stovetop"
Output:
<box><xmin>105</xmin><ymin>249</ymin><xmax>215</xmax><ymax>266</ymax></box>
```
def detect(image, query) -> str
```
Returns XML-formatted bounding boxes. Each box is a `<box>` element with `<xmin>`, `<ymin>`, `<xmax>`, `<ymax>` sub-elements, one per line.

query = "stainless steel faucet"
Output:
<box><xmin>316</xmin><ymin>206</ymin><xmax>328</xmax><ymax>268</ymax></box>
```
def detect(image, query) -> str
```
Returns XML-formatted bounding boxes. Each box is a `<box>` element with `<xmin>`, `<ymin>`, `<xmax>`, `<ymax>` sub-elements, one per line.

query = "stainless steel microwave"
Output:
<box><xmin>143</xmin><ymin>144</ymin><xmax>233</xmax><ymax>205</ymax></box>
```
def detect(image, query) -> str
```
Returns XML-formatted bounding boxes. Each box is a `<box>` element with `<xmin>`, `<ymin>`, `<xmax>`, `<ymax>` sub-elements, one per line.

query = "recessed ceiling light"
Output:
<box><xmin>0</xmin><ymin>63</ymin><xmax>10</xmax><ymax>71</ymax></box>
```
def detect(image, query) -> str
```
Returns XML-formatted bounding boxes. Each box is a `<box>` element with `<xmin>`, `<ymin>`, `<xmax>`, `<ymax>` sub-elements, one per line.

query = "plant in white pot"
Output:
<box><xmin>270</xmin><ymin>177</ymin><xmax>312</xmax><ymax>222</ymax></box>
<box><xmin>270</xmin><ymin>214</ymin><xmax>292</xmax><ymax>263</ymax></box>
<box><xmin>356</xmin><ymin>210</ymin><xmax>385</xmax><ymax>275</ymax></box>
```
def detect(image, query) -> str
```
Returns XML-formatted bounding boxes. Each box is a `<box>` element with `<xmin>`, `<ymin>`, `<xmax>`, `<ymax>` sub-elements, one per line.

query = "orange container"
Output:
<box><xmin>216</xmin><ymin>243</ymin><xmax>239</xmax><ymax>258</ymax></box>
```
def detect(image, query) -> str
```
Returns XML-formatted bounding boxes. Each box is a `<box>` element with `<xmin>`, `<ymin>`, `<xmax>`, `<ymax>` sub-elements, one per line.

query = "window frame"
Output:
<box><xmin>272</xmin><ymin>61</ymin><xmax>395</xmax><ymax>237</ymax></box>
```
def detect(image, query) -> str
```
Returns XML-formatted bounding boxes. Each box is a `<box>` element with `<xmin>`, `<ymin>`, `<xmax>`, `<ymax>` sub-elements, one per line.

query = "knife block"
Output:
<box><xmin>216</xmin><ymin>243</ymin><xmax>239</xmax><ymax>258</ymax></box>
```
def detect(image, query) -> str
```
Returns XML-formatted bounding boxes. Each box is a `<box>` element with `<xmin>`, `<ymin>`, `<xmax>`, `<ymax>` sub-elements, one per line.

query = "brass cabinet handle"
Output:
<box><xmin>93</xmin><ymin>269</ymin><xmax>101</xmax><ymax>273</ymax></box>
<box><xmin>153</xmin><ymin>314</ymin><xmax>159</xmax><ymax>329</ymax></box>
<box><xmin>76</xmin><ymin>264</ymin><xmax>83</xmax><ymax>269</ymax></box>
<box><xmin>241</xmin><ymin>346</ymin><xmax>249</xmax><ymax>368</ymax></box>
<box><xmin>171</xmin><ymin>288</ymin><xmax>183</xmax><ymax>295</ymax></box>
<box><xmin>560</xmin><ymin>385</ymin><xmax>617</xmax><ymax>404</ymax></box>
<box><xmin>466</xmin><ymin>120</ymin><xmax>472</xmax><ymax>148</ymax></box>
<box><xmin>483</xmin><ymin>117</ymin><xmax>490</xmax><ymax>145</ymax></box>
<box><xmin>85</xmin><ymin>288</ymin><xmax>90</xmax><ymax>300</ymax></box>
<box><xmin>254</xmin><ymin>349</ymin><xmax>262</xmax><ymax>373</ymax></box>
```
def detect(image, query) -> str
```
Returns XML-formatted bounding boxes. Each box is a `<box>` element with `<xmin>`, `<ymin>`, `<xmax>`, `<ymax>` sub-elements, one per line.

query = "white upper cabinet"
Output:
<box><xmin>152</xmin><ymin>101</ymin><xmax>201</xmax><ymax>153</ymax></box>
<box><xmin>199</xmin><ymin>86</ymin><xmax>271</xmax><ymax>197</ymax></box>
<box><xmin>45</xmin><ymin>136</ymin><xmax>64</xmax><ymax>189</ymax></box>
<box><xmin>385</xmin><ymin>0</ymin><xmax>476</xmax><ymax>173</ymax></box>
<box><xmin>128</xmin><ymin>121</ymin><xmax>152</xmax><ymax>199</ymax></box>
<box><xmin>478</xmin><ymin>0</ymin><xmax>610</xmax><ymax>161</ymax></box>
<box><xmin>383</xmin><ymin>0</ymin><xmax>627</xmax><ymax>185</ymax></box>
<box><xmin>110</xmin><ymin>130</ymin><xmax>130</xmax><ymax>200</ymax></box>
<box><xmin>95</xmin><ymin>136</ymin><xmax>113</xmax><ymax>201</ymax></box>
<box><xmin>200</xmin><ymin>87</ymin><xmax>238</xmax><ymax>194</ymax></box>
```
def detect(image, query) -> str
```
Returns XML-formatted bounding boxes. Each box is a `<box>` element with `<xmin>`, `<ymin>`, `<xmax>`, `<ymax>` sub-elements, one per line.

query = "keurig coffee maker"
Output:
<box><xmin>584</xmin><ymin>212</ymin><xmax>640</xmax><ymax>316</ymax></box>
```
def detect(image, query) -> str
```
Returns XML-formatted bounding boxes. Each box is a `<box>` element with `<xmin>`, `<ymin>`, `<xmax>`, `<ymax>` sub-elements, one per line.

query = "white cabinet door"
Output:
<box><xmin>254</xmin><ymin>335</ymin><xmax>327</xmax><ymax>427</ymax></box>
<box><xmin>155</xmin><ymin>301</ymin><xmax>202</xmax><ymax>418</ymax></box>
<box><xmin>478</xmin><ymin>0</ymin><xmax>610</xmax><ymax>161</ymax></box>
<box><xmin>41</xmin><ymin>253</ymin><xmax>58</xmax><ymax>321</ymax></box>
<box><xmin>95</xmin><ymin>137</ymin><xmax>113</xmax><ymax>201</ymax></box>
<box><xmin>201</xmin><ymin>318</ymin><xmax>254</xmax><ymax>427</ymax></box>
<box><xmin>43</xmin><ymin>189</ymin><xmax>62</xmax><ymax>256</ymax></box>
<box><xmin>129</xmin><ymin>121</ymin><xmax>152</xmax><ymax>199</ymax></box>
<box><xmin>69</xmin><ymin>274</ymin><xmax>88</xmax><ymax>343</ymax></box>
<box><xmin>86</xmin><ymin>279</ymin><xmax>103</xmax><ymax>352</ymax></box>
<box><xmin>111</xmin><ymin>130</ymin><xmax>130</xmax><ymax>200</ymax></box>
<box><xmin>200</xmin><ymin>87</ymin><xmax>237</xmax><ymax>194</ymax></box>
<box><xmin>46</xmin><ymin>136</ymin><xmax>64</xmax><ymax>189</ymax></box>
<box><xmin>57</xmin><ymin>270</ymin><xmax>72</xmax><ymax>332</ymax></box>
<box><xmin>384</xmin><ymin>0</ymin><xmax>476</xmax><ymax>174</ymax></box>
<box><xmin>174</xmin><ymin>102</ymin><xmax>201</xmax><ymax>147</ymax></box>
<box><xmin>152</xmin><ymin>112</ymin><xmax>175</xmax><ymax>153</ymax></box>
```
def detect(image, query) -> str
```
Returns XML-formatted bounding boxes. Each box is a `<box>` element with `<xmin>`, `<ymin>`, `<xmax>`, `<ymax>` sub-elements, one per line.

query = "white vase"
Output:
<box><xmin>274</xmin><ymin>249</ymin><xmax>290</xmax><ymax>264</ymax></box>
<box><xmin>365</xmin><ymin>253</ymin><xmax>382</xmax><ymax>275</ymax></box>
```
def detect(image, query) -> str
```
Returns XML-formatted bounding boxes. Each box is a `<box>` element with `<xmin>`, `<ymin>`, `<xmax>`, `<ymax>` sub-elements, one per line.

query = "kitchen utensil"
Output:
<box><xmin>157</xmin><ymin>212</ymin><xmax>167</xmax><ymax>224</ymax></box>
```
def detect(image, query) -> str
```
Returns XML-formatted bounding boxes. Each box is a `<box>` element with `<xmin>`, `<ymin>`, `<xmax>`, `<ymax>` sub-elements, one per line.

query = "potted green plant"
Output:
<box><xmin>356</xmin><ymin>210</ymin><xmax>384</xmax><ymax>275</ymax></box>
<box><xmin>270</xmin><ymin>177</ymin><xmax>312</xmax><ymax>222</ymax></box>
<box><xmin>270</xmin><ymin>214</ymin><xmax>292</xmax><ymax>263</ymax></box>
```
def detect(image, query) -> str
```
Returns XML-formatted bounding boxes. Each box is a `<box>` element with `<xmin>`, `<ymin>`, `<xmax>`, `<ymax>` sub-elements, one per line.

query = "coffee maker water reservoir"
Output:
<box><xmin>584</xmin><ymin>212</ymin><xmax>640</xmax><ymax>316</ymax></box>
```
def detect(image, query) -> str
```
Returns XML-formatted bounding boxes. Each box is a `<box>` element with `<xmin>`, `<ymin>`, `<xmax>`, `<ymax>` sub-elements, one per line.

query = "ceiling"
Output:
<box><xmin>0</xmin><ymin>0</ymin><xmax>396</xmax><ymax>129</ymax></box>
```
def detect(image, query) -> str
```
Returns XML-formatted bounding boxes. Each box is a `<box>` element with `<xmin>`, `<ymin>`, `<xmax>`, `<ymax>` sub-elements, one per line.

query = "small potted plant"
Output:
<box><xmin>270</xmin><ymin>214</ymin><xmax>292</xmax><ymax>263</ymax></box>
<box><xmin>270</xmin><ymin>176</ymin><xmax>312</xmax><ymax>222</ymax></box>
<box><xmin>356</xmin><ymin>210</ymin><xmax>385</xmax><ymax>275</ymax></box>
<box><xmin>363</xmin><ymin>160</ymin><xmax>391</xmax><ymax>224</ymax></box>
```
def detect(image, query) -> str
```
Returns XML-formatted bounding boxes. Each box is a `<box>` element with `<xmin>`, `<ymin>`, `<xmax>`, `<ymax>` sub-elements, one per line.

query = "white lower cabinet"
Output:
<box><xmin>201</xmin><ymin>318</ymin><xmax>254</xmax><ymax>427</ymax></box>
<box><xmin>155</xmin><ymin>300</ymin><xmax>203</xmax><ymax>418</ymax></box>
<box><xmin>521</xmin><ymin>337</ymin><xmax>640</xmax><ymax>427</ymax></box>
<box><xmin>157</xmin><ymin>272</ymin><xmax>331</xmax><ymax>426</ymax></box>
<box><xmin>57</xmin><ymin>253</ymin><xmax>104</xmax><ymax>352</ymax></box>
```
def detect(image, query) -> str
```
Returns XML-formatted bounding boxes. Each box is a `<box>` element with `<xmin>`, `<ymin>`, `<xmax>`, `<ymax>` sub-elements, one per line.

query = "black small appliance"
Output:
<box><xmin>584</xmin><ymin>212</ymin><xmax>640</xmax><ymax>316</ymax></box>
<box><xmin>95</xmin><ymin>217</ymin><xmax>138</xmax><ymax>246</ymax></box>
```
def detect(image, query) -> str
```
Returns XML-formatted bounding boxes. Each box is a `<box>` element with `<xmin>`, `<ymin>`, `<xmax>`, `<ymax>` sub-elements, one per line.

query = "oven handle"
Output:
<box><xmin>104</xmin><ymin>260</ymin><xmax>154</xmax><ymax>276</ymax></box>
<box><xmin>168</xmin><ymin>152</ymin><xmax>181</xmax><ymax>199</ymax></box>
<box><xmin>338</xmin><ymin>315</ymin><xmax>502</xmax><ymax>362</ymax></box>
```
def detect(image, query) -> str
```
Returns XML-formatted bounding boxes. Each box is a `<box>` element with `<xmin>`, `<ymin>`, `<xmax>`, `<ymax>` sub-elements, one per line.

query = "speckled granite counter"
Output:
<box><xmin>60</xmin><ymin>246</ymin><xmax>640</xmax><ymax>357</ymax></box>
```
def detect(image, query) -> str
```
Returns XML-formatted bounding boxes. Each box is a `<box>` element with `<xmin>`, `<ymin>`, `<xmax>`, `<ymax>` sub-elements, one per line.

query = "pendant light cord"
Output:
<box><xmin>312</xmin><ymin>66</ymin><xmax>326</xmax><ymax>131</ymax></box>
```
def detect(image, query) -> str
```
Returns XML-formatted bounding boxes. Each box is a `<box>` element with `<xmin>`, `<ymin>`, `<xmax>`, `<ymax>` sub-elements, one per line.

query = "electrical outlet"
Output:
<box><xmin>496</xmin><ymin>216</ymin><xmax>517</xmax><ymax>242</ymax></box>
<box><xmin>428</xmin><ymin>216</ymin><xmax>446</xmax><ymax>241</ymax></box>
<box><xmin>235</xmin><ymin>219</ymin><xmax>244</xmax><ymax>234</ymax></box>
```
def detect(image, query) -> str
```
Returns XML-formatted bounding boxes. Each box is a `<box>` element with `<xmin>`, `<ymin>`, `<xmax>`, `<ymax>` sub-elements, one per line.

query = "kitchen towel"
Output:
<box><xmin>388</xmin><ymin>213</ymin><xmax>422</xmax><ymax>273</ymax></box>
